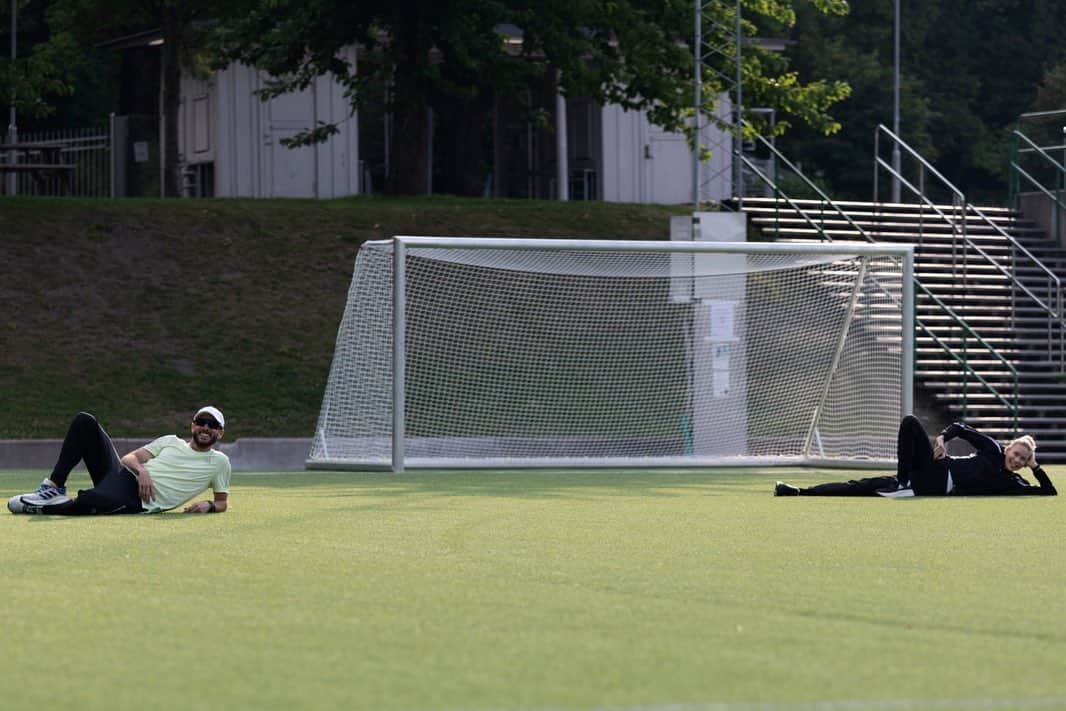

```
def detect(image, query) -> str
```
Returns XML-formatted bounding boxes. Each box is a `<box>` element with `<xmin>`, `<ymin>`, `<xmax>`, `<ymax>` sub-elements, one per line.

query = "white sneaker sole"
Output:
<box><xmin>20</xmin><ymin>492</ymin><xmax>70</xmax><ymax>506</ymax></box>
<box><xmin>876</xmin><ymin>487</ymin><xmax>915</xmax><ymax>498</ymax></box>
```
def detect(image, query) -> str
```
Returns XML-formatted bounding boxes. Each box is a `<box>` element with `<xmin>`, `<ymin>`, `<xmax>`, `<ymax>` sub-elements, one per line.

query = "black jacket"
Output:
<box><xmin>941</xmin><ymin>422</ymin><xmax>1057</xmax><ymax>496</ymax></box>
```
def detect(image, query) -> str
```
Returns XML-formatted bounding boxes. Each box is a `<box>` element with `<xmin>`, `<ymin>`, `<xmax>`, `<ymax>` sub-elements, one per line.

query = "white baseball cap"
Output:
<box><xmin>194</xmin><ymin>406</ymin><xmax>226</xmax><ymax>428</ymax></box>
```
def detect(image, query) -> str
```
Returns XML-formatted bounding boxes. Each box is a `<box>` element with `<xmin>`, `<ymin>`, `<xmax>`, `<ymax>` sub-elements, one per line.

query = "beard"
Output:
<box><xmin>192</xmin><ymin>429</ymin><xmax>220</xmax><ymax>450</ymax></box>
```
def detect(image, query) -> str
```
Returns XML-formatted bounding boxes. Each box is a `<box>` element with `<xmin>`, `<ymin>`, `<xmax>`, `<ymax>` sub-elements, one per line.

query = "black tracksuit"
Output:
<box><xmin>798</xmin><ymin>415</ymin><xmax>1056</xmax><ymax>497</ymax></box>
<box><xmin>932</xmin><ymin>420</ymin><xmax>1056</xmax><ymax>496</ymax></box>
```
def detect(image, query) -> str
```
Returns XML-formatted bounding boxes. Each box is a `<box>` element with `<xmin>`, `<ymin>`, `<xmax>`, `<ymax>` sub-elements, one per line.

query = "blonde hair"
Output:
<box><xmin>1007</xmin><ymin>434</ymin><xmax>1037</xmax><ymax>453</ymax></box>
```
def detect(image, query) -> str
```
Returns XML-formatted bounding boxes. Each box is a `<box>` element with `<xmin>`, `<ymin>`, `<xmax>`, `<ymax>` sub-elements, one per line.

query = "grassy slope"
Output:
<box><xmin>0</xmin><ymin>195</ymin><xmax>687</xmax><ymax>439</ymax></box>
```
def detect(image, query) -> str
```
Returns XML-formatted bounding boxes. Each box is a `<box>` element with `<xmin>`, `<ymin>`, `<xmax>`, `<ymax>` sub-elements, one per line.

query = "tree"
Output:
<box><xmin>211</xmin><ymin>0</ymin><xmax>851</xmax><ymax>195</ymax></box>
<box><xmin>1032</xmin><ymin>62</ymin><xmax>1066</xmax><ymax>113</ymax></box>
<box><xmin>783</xmin><ymin>0</ymin><xmax>1066</xmax><ymax>202</ymax></box>
<box><xmin>33</xmin><ymin>0</ymin><xmax>217</xmax><ymax>196</ymax></box>
<box><xmin>0</xmin><ymin>0</ymin><xmax>81</xmax><ymax>125</ymax></box>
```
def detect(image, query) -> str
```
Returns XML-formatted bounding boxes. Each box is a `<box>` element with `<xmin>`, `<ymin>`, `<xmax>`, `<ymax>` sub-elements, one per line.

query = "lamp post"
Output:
<box><xmin>692</xmin><ymin>0</ymin><xmax>701</xmax><ymax>209</ymax></box>
<box><xmin>891</xmin><ymin>0</ymin><xmax>901</xmax><ymax>202</ymax></box>
<box><xmin>6</xmin><ymin>0</ymin><xmax>17</xmax><ymax>195</ymax></box>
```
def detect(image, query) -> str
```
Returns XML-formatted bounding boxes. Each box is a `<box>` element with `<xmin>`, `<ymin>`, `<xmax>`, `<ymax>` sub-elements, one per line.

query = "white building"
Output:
<box><xmin>171</xmin><ymin>47</ymin><xmax>732</xmax><ymax>203</ymax></box>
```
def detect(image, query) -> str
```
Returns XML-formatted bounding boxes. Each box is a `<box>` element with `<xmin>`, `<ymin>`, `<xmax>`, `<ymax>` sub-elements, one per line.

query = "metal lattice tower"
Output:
<box><xmin>693</xmin><ymin>0</ymin><xmax>742</xmax><ymax>208</ymax></box>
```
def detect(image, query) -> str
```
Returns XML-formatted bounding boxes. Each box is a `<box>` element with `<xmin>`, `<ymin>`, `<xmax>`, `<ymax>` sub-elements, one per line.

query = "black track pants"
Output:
<box><xmin>49</xmin><ymin>412</ymin><xmax>123</xmax><ymax>487</ymax></box>
<box><xmin>896</xmin><ymin>415</ymin><xmax>949</xmax><ymax>495</ymax></box>
<box><xmin>800</xmin><ymin>475</ymin><xmax>900</xmax><ymax>496</ymax></box>
<box><xmin>42</xmin><ymin>412</ymin><xmax>144</xmax><ymax>514</ymax></box>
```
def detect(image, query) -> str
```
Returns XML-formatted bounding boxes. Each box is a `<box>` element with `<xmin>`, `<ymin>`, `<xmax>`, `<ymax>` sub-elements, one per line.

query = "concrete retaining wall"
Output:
<box><xmin>0</xmin><ymin>438</ymin><xmax>312</xmax><ymax>472</ymax></box>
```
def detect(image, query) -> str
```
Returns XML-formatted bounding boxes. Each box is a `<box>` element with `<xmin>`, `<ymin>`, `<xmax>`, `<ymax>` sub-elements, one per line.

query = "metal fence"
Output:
<box><xmin>1</xmin><ymin>126</ymin><xmax>112</xmax><ymax>198</ymax></box>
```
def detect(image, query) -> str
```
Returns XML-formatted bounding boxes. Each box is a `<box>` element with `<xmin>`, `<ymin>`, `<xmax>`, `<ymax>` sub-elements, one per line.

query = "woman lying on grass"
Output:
<box><xmin>774</xmin><ymin>415</ymin><xmax>1056</xmax><ymax>497</ymax></box>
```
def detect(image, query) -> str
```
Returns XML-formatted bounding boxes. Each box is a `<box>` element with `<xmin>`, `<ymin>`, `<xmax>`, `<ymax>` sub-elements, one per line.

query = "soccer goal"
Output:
<box><xmin>308</xmin><ymin>237</ymin><xmax>914</xmax><ymax>471</ymax></box>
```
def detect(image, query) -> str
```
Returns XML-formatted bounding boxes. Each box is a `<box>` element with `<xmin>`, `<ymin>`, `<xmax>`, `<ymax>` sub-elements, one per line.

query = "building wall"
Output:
<box><xmin>178</xmin><ymin>46</ymin><xmax>360</xmax><ymax>199</ymax></box>
<box><xmin>600</xmin><ymin>101</ymin><xmax>732</xmax><ymax>204</ymax></box>
<box><xmin>600</xmin><ymin>104</ymin><xmax>647</xmax><ymax>203</ymax></box>
<box><xmin>177</xmin><ymin>47</ymin><xmax>725</xmax><ymax>203</ymax></box>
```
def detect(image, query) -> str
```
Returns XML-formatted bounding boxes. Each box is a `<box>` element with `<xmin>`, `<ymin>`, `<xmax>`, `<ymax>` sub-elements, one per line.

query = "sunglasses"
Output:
<box><xmin>193</xmin><ymin>417</ymin><xmax>222</xmax><ymax>429</ymax></box>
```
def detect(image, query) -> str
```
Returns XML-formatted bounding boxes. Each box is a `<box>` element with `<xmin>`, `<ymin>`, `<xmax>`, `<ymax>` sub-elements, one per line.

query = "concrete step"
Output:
<box><xmin>933</xmin><ymin>392</ymin><xmax>1066</xmax><ymax>401</ymax></box>
<box><xmin>921</xmin><ymin>380</ymin><xmax>1066</xmax><ymax>391</ymax></box>
<box><xmin>927</xmin><ymin>400</ymin><xmax>1066</xmax><ymax>413</ymax></box>
<box><xmin>917</xmin><ymin>360</ymin><xmax>1064</xmax><ymax>371</ymax></box>
<box><xmin>751</xmin><ymin>216</ymin><xmax>1047</xmax><ymax>238</ymax></box>
<box><xmin>749</xmin><ymin>208</ymin><xmax>1038</xmax><ymax>225</ymax></box>
<box><xmin>737</xmin><ymin>197</ymin><xmax>1018</xmax><ymax>213</ymax></box>
<box><xmin>739</xmin><ymin>199</ymin><xmax>1029</xmax><ymax>224</ymax></box>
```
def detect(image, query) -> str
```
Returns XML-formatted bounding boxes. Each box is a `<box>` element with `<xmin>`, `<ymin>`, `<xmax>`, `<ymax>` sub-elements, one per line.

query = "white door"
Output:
<box><xmin>264</xmin><ymin>85</ymin><xmax>318</xmax><ymax>198</ymax></box>
<box><xmin>645</xmin><ymin>129</ymin><xmax>691</xmax><ymax>204</ymax></box>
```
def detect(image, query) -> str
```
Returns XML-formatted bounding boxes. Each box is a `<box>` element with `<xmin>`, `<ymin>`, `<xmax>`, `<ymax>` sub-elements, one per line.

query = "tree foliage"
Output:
<box><xmin>0</xmin><ymin>1</ymin><xmax>80</xmax><ymax>121</ymax></box>
<box><xmin>1033</xmin><ymin>62</ymin><xmax>1066</xmax><ymax>113</ymax></box>
<box><xmin>8</xmin><ymin>0</ymin><xmax>1066</xmax><ymax>203</ymax></box>
<box><xmin>5</xmin><ymin>0</ymin><xmax>216</xmax><ymax>195</ymax></box>
<box><xmin>211</xmin><ymin>0</ymin><xmax>852</xmax><ymax>194</ymax></box>
<box><xmin>783</xmin><ymin>0</ymin><xmax>1066</xmax><ymax>201</ymax></box>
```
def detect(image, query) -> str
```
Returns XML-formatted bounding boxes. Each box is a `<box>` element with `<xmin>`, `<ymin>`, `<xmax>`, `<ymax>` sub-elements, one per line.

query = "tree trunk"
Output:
<box><xmin>160</xmin><ymin>6</ymin><xmax>184</xmax><ymax>198</ymax></box>
<box><xmin>383</xmin><ymin>13</ymin><xmax>431</xmax><ymax>195</ymax></box>
<box><xmin>385</xmin><ymin>93</ymin><xmax>428</xmax><ymax>195</ymax></box>
<box><xmin>433</xmin><ymin>88</ymin><xmax>494</xmax><ymax>196</ymax></box>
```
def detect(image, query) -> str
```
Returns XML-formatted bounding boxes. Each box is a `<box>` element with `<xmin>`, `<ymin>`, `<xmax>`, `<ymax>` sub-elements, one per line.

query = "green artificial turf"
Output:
<box><xmin>2</xmin><ymin>467</ymin><xmax>1065</xmax><ymax>711</ymax></box>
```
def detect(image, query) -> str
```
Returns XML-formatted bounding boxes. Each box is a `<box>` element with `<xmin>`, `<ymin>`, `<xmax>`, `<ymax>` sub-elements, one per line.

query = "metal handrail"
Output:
<box><xmin>1009</xmin><ymin>129</ymin><xmax>1066</xmax><ymax>246</ymax></box>
<box><xmin>737</xmin><ymin>119</ymin><xmax>878</xmax><ymax>244</ymax></box>
<box><xmin>966</xmin><ymin>203</ymin><xmax>1065</xmax><ymax>364</ymax></box>
<box><xmin>1019</xmin><ymin>109</ymin><xmax>1066</xmax><ymax>123</ymax></box>
<box><xmin>1010</xmin><ymin>128</ymin><xmax>1066</xmax><ymax>174</ymax></box>
<box><xmin>736</xmin><ymin>138</ymin><xmax>1019</xmax><ymax>426</ymax></box>
<box><xmin>739</xmin><ymin>139</ymin><xmax>875</xmax><ymax>244</ymax></box>
<box><xmin>874</xmin><ymin>123</ymin><xmax>1063</xmax><ymax>369</ymax></box>
<box><xmin>964</xmin><ymin>201</ymin><xmax>1060</xmax><ymax>314</ymax></box>
<box><xmin>915</xmin><ymin>282</ymin><xmax>1020</xmax><ymax>433</ymax></box>
<box><xmin>1012</xmin><ymin>159</ymin><xmax>1066</xmax><ymax>212</ymax></box>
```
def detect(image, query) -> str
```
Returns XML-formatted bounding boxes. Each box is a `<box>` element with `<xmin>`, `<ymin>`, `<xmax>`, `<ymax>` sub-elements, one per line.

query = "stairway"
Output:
<box><xmin>731</xmin><ymin>197</ymin><xmax>1066</xmax><ymax>462</ymax></box>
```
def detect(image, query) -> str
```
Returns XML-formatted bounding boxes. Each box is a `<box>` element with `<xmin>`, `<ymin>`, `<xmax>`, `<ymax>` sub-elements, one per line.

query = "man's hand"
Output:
<box><xmin>120</xmin><ymin>448</ymin><xmax>157</xmax><ymax>503</ymax></box>
<box><xmin>933</xmin><ymin>435</ymin><xmax>946</xmax><ymax>460</ymax></box>
<box><xmin>184</xmin><ymin>493</ymin><xmax>227</xmax><ymax>514</ymax></box>
<box><xmin>137</xmin><ymin>471</ymin><xmax>157</xmax><ymax>503</ymax></box>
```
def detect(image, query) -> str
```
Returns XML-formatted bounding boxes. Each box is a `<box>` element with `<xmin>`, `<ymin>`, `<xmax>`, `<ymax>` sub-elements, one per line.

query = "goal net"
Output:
<box><xmin>308</xmin><ymin>237</ymin><xmax>913</xmax><ymax>470</ymax></box>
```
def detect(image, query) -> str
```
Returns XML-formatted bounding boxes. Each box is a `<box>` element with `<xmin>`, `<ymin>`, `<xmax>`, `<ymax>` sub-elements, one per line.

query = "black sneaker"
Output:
<box><xmin>774</xmin><ymin>481</ymin><xmax>801</xmax><ymax>496</ymax></box>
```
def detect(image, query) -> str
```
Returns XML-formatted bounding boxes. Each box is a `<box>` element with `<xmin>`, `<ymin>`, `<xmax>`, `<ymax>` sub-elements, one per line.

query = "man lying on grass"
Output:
<box><xmin>775</xmin><ymin>415</ymin><xmax>1056</xmax><ymax>497</ymax></box>
<box><xmin>7</xmin><ymin>407</ymin><xmax>231</xmax><ymax>515</ymax></box>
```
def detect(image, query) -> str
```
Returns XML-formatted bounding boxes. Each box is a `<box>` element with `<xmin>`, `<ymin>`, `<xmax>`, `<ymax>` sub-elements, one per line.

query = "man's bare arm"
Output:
<box><xmin>120</xmin><ymin>447</ymin><xmax>157</xmax><ymax>502</ymax></box>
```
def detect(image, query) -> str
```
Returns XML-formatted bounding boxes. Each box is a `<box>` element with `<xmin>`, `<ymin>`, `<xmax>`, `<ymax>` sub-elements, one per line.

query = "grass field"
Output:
<box><xmin>3</xmin><ymin>467</ymin><xmax>1065</xmax><ymax>711</ymax></box>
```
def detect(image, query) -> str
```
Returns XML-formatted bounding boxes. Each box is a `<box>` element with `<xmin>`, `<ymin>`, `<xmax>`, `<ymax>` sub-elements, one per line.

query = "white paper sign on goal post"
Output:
<box><xmin>670</xmin><ymin>212</ymin><xmax>748</xmax><ymax>458</ymax></box>
<box><xmin>307</xmin><ymin>236</ymin><xmax>914</xmax><ymax>472</ymax></box>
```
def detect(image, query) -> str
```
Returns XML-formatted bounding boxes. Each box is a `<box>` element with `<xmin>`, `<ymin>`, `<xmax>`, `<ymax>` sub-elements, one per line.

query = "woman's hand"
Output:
<box><xmin>933</xmin><ymin>435</ymin><xmax>946</xmax><ymax>460</ymax></box>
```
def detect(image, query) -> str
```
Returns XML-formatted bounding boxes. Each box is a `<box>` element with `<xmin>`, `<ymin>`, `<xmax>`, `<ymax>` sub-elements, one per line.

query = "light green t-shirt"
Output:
<box><xmin>140</xmin><ymin>435</ymin><xmax>231</xmax><ymax>513</ymax></box>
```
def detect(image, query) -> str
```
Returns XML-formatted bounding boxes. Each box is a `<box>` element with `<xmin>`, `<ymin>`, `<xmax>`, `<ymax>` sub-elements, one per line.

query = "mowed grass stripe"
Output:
<box><xmin>1</xmin><ymin>468</ymin><xmax>1063</xmax><ymax>711</ymax></box>
<box><xmin>461</xmin><ymin>697</ymin><xmax>1066</xmax><ymax>710</ymax></box>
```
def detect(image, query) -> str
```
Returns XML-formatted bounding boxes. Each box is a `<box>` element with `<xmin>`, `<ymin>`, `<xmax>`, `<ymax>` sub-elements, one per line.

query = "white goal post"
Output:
<box><xmin>308</xmin><ymin>236</ymin><xmax>914</xmax><ymax>471</ymax></box>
